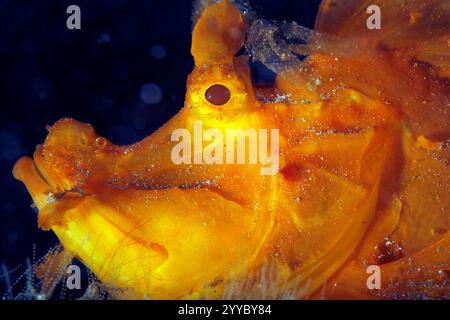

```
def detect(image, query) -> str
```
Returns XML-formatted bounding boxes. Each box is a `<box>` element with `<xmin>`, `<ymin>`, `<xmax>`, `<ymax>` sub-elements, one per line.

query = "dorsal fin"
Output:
<box><xmin>314</xmin><ymin>0</ymin><xmax>450</xmax><ymax>138</ymax></box>
<box><xmin>315</xmin><ymin>0</ymin><xmax>450</xmax><ymax>78</ymax></box>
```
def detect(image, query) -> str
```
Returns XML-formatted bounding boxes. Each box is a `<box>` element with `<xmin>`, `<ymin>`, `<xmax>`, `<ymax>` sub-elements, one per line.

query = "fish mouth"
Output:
<box><xmin>13</xmin><ymin>156</ymin><xmax>56</xmax><ymax>211</ymax></box>
<box><xmin>13</xmin><ymin>154</ymin><xmax>87</xmax><ymax>229</ymax></box>
<box><xmin>13</xmin><ymin>145</ymin><xmax>84</xmax><ymax>203</ymax></box>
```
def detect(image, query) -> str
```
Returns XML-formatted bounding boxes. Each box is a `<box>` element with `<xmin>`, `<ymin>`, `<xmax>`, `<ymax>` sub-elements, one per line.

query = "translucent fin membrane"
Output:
<box><xmin>246</xmin><ymin>19</ymin><xmax>318</xmax><ymax>74</ymax></box>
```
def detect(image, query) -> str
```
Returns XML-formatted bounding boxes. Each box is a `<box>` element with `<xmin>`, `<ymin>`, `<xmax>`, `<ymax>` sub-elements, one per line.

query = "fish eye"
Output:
<box><xmin>205</xmin><ymin>84</ymin><xmax>231</xmax><ymax>106</ymax></box>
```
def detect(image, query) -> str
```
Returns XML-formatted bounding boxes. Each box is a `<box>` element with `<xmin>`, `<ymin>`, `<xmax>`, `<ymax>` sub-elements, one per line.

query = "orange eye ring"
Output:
<box><xmin>205</xmin><ymin>84</ymin><xmax>231</xmax><ymax>106</ymax></box>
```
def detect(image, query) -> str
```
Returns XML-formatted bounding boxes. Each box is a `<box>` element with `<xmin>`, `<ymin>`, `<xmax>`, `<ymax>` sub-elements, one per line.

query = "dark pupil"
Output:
<box><xmin>205</xmin><ymin>84</ymin><xmax>231</xmax><ymax>106</ymax></box>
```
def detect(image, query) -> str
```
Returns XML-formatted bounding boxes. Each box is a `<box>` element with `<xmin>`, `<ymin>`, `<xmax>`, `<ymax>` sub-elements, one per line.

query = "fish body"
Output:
<box><xmin>13</xmin><ymin>0</ymin><xmax>450</xmax><ymax>299</ymax></box>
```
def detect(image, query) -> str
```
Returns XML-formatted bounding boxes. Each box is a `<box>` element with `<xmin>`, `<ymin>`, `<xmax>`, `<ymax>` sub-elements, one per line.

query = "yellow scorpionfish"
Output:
<box><xmin>13</xmin><ymin>0</ymin><xmax>450</xmax><ymax>299</ymax></box>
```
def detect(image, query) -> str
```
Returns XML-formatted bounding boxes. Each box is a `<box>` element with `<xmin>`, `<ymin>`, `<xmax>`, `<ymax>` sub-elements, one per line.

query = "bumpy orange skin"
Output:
<box><xmin>13</xmin><ymin>0</ymin><xmax>449</xmax><ymax>299</ymax></box>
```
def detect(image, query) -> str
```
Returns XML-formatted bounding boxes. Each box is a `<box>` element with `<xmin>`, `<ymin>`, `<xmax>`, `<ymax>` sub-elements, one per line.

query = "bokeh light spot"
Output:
<box><xmin>139</xmin><ymin>83</ymin><xmax>162</xmax><ymax>104</ymax></box>
<box><xmin>151</xmin><ymin>45</ymin><xmax>166</xmax><ymax>59</ymax></box>
<box><xmin>97</xmin><ymin>33</ymin><xmax>111</xmax><ymax>44</ymax></box>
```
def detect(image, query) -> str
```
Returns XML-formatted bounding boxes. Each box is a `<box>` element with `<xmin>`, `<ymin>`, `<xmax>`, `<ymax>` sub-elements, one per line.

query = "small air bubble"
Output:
<box><xmin>95</xmin><ymin>137</ymin><xmax>107</xmax><ymax>148</ymax></box>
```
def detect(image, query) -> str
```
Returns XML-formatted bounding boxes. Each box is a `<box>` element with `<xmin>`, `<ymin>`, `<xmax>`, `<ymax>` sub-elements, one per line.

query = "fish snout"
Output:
<box><xmin>32</xmin><ymin>118</ymin><xmax>102</xmax><ymax>194</ymax></box>
<box><xmin>13</xmin><ymin>118</ymin><xmax>102</xmax><ymax>218</ymax></box>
